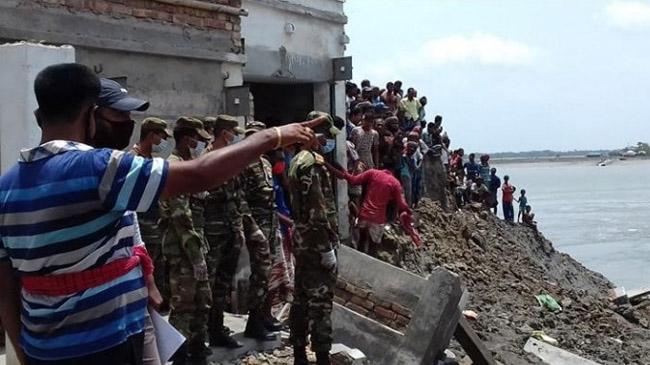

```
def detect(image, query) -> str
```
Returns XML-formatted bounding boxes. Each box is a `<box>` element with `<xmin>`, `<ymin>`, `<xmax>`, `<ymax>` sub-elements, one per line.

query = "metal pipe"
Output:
<box><xmin>153</xmin><ymin>0</ymin><xmax>249</xmax><ymax>17</ymax></box>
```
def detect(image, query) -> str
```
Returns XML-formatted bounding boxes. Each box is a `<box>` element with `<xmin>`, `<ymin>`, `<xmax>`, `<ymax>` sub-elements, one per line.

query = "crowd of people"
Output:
<box><xmin>0</xmin><ymin>65</ymin><xmax>541</xmax><ymax>365</ymax></box>
<box><xmin>343</xmin><ymin>79</ymin><xmax>538</xmax><ymax>231</ymax></box>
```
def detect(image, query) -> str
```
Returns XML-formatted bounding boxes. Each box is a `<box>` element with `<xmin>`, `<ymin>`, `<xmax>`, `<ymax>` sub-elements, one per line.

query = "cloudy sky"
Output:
<box><xmin>345</xmin><ymin>0</ymin><xmax>650</xmax><ymax>152</ymax></box>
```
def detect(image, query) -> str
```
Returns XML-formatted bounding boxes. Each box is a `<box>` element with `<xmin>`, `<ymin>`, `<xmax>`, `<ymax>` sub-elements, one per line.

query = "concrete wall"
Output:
<box><xmin>76</xmin><ymin>48</ymin><xmax>226</xmax><ymax>122</ymax></box>
<box><xmin>241</xmin><ymin>0</ymin><xmax>347</xmax><ymax>82</ymax></box>
<box><xmin>0</xmin><ymin>0</ymin><xmax>246</xmax><ymax>122</ymax></box>
<box><xmin>0</xmin><ymin>42</ymin><xmax>75</xmax><ymax>172</ymax></box>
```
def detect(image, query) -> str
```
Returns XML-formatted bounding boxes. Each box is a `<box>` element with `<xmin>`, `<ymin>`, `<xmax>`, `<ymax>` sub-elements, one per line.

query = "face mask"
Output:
<box><xmin>91</xmin><ymin>114</ymin><xmax>134</xmax><ymax>150</ymax></box>
<box><xmin>191</xmin><ymin>141</ymin><xmax>206</xmax><ymax>158</ymax></box>
<box><xmin>152</xmin><ymin>138</ymin><xmax>169</xmax><ymax>154</ymax></box>
<box><xmin>322</xmin><ymin>139</ymin><xmax>336</xmax><ymax>154</ymax></box>
<box><xmin>230</xmin><ymin>135</ymin><xmax>241</xmax><ymax>145</ymax></box>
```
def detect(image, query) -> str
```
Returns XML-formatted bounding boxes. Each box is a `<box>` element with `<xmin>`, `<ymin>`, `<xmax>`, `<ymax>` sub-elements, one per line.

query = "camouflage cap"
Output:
<box><xmin>202</xmin><ymin>116</ymin><xmax>218</xmax><ymax>131</ymax></box>
<box><xmin>244</xmin><ymin>120</ymin><xmax>267</xmax><ymax>135</ymax></box>
<box><xmin>307</xmin><ymin>111</ymin><xmax>340</xmax><ymax>137</ymax></box>
<box><xmin>141</xmin><ymin>117</ymin><xmax>172</xmax><ymax>137</ymax></box>
<box><xmin>215</xmin><ymin>114</ymin><xmax>244</xmax><ymax>135</ymax></box>
<box><xmin>175</xmin><ymin>116</ymin><xmax>212</xmax><ymax>140</ymax></box>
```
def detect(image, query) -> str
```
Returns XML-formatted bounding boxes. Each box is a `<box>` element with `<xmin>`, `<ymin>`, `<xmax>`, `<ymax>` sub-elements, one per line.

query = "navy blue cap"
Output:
<box><xmin>98</xmin><ymin>78</ymin><xmax>149</xmax><ymax>112</ymax></box>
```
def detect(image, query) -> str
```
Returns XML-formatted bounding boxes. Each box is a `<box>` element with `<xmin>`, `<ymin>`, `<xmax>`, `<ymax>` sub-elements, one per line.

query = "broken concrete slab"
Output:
<box><xmin>332</xmin><ymin>245</ymin><xmax>462</xmax><ymax>365</ymax></box>
<box><xmin>331</xmin><ymin>343</ymin><xmax>368</xmax><ymax>365</ymax></box>
<box><xmin>524</xmin><ymin>338</ymin><xmax>601</xmax><ymax>365</ymax></box>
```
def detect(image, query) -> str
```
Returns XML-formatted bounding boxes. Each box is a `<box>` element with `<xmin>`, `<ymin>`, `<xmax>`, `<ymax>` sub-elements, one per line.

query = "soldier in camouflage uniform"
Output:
<box><xmin>241</xmin><ymin>121</ymin><xmax>283</xmax><ymax>331</ymax></box>
<box><xmin>130</xmin><ymin>117</ymin><xmax>173</xmax><ymax>311</ymax></box>
<box><xmin>203</xmin><ymin>116</ymin><xmax>276</xmax><ymax>344</ymax></box>
<box><xmin>159</xmin><ymin>117</ymin><xmax>213</xmax><ymax>364</ymax></box>
<box><xmin>288</xmin><ymin>112</ymin><xmax>340</xmax><ymax>365</ymax></box>
<box><xmin>190</xmin><ymin>120</ymin><xmax>212</xmax><ymax>268</ymax></box>
<box><xmin>203</xmin><ymin>115</ymin><xmax>246</xmax><ymax>348</ymax></box>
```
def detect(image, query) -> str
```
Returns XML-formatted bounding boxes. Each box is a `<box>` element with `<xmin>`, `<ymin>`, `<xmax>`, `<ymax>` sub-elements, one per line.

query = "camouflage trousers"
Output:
<box><xmin>289</xmin><ymin>235</ymin><xmax>337</xmax><ymax>352</ymax></box>
<box><xmin>252</xmin><ymin>209</ymin><xmax>279</xmax><ymax>257</ymax></box>
<box><xmin>242</xmin><ymin>215</ymin><xmax>272</xmax><ymax>312</ymax></box>
<box><xmin>205</xmin><ymin>225</ymin><xmax>241</xmax><ymax>333</ymax></box>
<box><xmin>205</xmin><ymin>214</ymin><xmax>271</xmax><ymax>324</ymax></box>
<box><xmin>167</xmin><ymin>255</ymin><xmax>212</xmax><ymax>347</ymax></box>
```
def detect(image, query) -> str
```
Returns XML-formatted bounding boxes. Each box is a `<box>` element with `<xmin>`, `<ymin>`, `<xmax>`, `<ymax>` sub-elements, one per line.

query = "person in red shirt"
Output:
<box><xmin>326</xmin><ymin>165</ymin><xmax>421</xmax><ymax>256</ymax></box>
<box><xmin>501</xmin><ymin>175</ymin><xmax>517</xmax><ymax>222</ymax></box>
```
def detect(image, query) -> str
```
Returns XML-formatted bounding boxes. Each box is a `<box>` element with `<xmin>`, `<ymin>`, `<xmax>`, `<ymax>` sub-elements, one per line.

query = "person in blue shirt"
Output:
<box><xmin>464</xmin><ymin>153</ymin><xmax>480</xmax><ymax>181</ymax></box>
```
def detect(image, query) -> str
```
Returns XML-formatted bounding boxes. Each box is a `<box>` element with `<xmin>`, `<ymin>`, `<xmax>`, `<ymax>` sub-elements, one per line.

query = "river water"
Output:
<box><xmin>495</xmin><ymin>159</ymin><xmax>650</xmax><ymax>290</ymax></box>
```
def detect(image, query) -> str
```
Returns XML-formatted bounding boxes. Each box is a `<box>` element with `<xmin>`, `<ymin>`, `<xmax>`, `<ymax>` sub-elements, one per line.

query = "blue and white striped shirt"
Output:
<box><xmin>0</xmin><ymin>141</ymin><xmax>168</xmax><ymax>360</ymax></box>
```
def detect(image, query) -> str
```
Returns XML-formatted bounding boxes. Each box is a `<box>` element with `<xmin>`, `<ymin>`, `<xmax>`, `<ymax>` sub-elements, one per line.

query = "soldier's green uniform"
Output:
<box><xmin>159</xmin><ymin>118</ymin><xmax>213</xmax><ymax>359</ymax></box>
<box><xmin>242</xmin><ymin>123</ymin><xmax>278</xmax><ymax>252</ymax></box>
<box><xmin>288</xmin><ymin>149</ymin><xmax>339</xmax><ymax>354</ymax></box>
<box><xmin>203</xmin><ymin>116</ymin><xmax>273</xmax><ymax>344</ymax></box>
<box><xmin>204</xmin><ymin>175</ymin><xmax>245</xmax><ymax>339</ymax></box>
<box><xmin>241</xmin><ymin>122</ymin><xmax>278</xmax><ymax>309</ymax></box>
<box><xmin>130</xmin><ymin>117</ymin><xmax>173</xmax><ymax>309</ymax></box>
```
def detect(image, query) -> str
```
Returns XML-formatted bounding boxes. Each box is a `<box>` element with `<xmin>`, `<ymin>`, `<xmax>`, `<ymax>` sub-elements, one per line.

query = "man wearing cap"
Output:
<box><xmin>205</xmin><ymin>115</ymin><xmax>268</xmax><ymax>348</ymax></box>
<box><xmin>131</xmin><ymin>117</ymin><xmax>173</xmax><ymax>312</ymax></box>
<box><xmin>205</xmin><ymin>116</ymin><xmax>276</xmax><ymax>344</ymax></box>
<box><xmin>188</xmin><ymin>121</ymin><xmax>213</xmax><ymax>287</ymax></box>
<box><xmin>132</xmin><ymin>117</ymin><xmax>172</xmax><ymax>158</ymax></box>
<box><xmin>241</xmin><ymin>121</ymin><xmax>282</xmax><ymax>332</ymax></box>
<box><xmin>92</xmin><ymin>78</ymin><xmax>150</xmax><ymax>149</ymax></box>
<box><xmin>288</xmin><ymin>111</ymin><xmax>340</xmax><ymax>365</ymax></box>
<box><xmin>159</xmin><ymin>117</ymin><xmax>213</xmax><ymax>363</ymax></box>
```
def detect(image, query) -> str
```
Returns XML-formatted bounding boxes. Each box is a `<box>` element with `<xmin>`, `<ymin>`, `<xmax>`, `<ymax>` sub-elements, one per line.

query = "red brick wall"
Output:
<box><xmin>34</xmin><ymin>0</ymin><xmax>242</xmax><ymax>50</ymax></box>
<box><xmin>335</xmin><ymin>278</ymin><xmax>413</xmax><ymax>332</ymax></box>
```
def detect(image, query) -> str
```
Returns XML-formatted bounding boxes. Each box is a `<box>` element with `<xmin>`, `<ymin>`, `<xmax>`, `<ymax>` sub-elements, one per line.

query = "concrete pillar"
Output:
<box><xmin>333</xmin><ymin>81</ymin><xmax>349</xmax><ymax>240</ymax></box>
<box><xmin>0</xmin><ymin>41</ymin><xmax>76</xmax><ymax>365</ymax></box>
<box><xmin>313</xmin><ymin>82</ymin><xmax>330</xmax><ymax>112</ymax></box>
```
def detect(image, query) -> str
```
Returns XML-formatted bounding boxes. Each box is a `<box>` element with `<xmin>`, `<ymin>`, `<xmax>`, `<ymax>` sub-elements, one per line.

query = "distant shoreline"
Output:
<box><xmin>492</xmin><ymin>155</ymin><xmax>650</xmax><ymax>165</ymax></box>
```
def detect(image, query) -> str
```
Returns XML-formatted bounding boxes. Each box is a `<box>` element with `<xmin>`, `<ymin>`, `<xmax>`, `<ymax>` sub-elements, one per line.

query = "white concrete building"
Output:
<box><xmin>242</xmin><ymin>0</ymin><xmax>352</xmax><ymax>238</ymax></box>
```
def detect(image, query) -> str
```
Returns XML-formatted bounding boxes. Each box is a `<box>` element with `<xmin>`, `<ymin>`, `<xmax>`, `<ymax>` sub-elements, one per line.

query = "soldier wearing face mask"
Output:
<box><xmin>132</xmin><ymin>117</ymin><xmax>172</xmax><ymax>157</ymax></box>
<box><xmin>159</xmin><ymin>116</ymin><xmax>214</xmax><ymax>364</ymax></box>
<box><xmin>130</xmin><ymin>118</ymin><xmax>173</xmax><ymax>315</ymax></box>
<box><xmin>189</xmin><ymin>120</ymin><xmax>212</xmax><ymax>285</ymax></box>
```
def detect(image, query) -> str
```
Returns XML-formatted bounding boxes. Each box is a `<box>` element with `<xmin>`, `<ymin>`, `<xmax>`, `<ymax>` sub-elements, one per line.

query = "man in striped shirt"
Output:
<box><xmin>0</xmin><ymin>63</ymin><xmax>322</xmax><ymax>365</ymax></box>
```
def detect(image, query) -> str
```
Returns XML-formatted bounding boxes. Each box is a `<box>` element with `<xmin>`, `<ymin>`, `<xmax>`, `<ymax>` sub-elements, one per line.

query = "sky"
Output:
<box><xmin>344</xmin><ymin>0</ymin><xmax>650</xmax><ymax>152</ymax></box>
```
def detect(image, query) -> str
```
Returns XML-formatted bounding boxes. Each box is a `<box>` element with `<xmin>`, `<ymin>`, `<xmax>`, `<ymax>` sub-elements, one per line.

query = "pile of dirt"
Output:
<box><xmin>389</xmin><ymin>198</ymin><xmax>650</xmax><ymax>364</ymax></box>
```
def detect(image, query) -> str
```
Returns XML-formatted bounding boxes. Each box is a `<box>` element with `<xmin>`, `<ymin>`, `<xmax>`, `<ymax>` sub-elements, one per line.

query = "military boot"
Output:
<box><xmin>188</xmin><ymin>339</ymin><xmax>212</xmax><ymax>361</ymax></box>
<box><xmin>244</xmin><ymin>310</ymin><xmax>277</xmax><ymax>341</ymax></box>
<box><xmin>263</xmin><ymin>317</ymin><xmax>283</xmax><ymax>332</ymax></box>
<box><xmin>210</xmin><ymin>326</ymin><xmax>243</xmax><ymax>348</ymax></box>
<box><xmin>316</xmin><ymin>351</ymin><xmax>331</xmax><ymax>365</ymax></box>
<box><xmin>293</xmin><ymin>346</ymin><xmax>309</xmax><ymax>365</ymax></box>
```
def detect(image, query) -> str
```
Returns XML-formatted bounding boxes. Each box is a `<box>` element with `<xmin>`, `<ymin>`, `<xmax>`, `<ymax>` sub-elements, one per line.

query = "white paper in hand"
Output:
<box><xmin>150</xmin><ymin>309</ymin><xmax>186</xmax><ymax>363</ymax></box>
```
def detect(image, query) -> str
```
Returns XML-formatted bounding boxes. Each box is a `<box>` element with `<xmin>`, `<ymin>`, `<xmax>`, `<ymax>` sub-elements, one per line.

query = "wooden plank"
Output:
<box><xmin>454</xmin><ymin>315</ymin><xmax>497</xmax><ymax>365</ymax></box>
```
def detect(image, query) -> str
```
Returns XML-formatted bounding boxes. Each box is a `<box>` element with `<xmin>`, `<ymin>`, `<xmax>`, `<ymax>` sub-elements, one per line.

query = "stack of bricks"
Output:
<box><xmin>33</xmin><ymin>0</ymin><xmax>243</xmax><ymax>51</ymax></box>
<box><xmin>334</xmin><ymin>278</ymin><xmax>412</xmax><ymax>332</ymax></box>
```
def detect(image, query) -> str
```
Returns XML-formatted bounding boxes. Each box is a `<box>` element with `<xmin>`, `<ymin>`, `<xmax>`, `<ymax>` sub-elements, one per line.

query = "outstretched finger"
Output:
<box><xmin>300</xmin><ymin>115</ymin><xmax>328</xmax><ymax>129</ymax></box>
